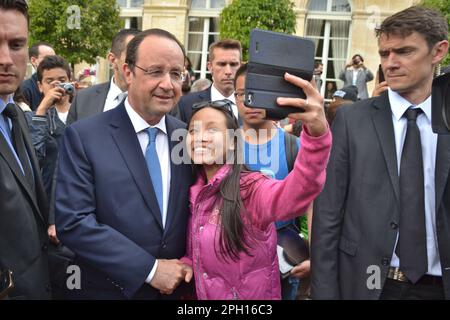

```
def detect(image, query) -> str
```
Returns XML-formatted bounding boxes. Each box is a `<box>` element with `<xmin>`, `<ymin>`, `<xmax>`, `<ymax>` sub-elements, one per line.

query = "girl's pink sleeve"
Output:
<box><xmin>245</xmin><ymin>127</ymin><xmax>332</xmax><ymax>229</ymax></box>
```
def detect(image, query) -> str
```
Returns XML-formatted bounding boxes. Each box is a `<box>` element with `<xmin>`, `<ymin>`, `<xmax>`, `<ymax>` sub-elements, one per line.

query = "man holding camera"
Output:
<box><xmin>312</xmin><ymin>6</ymin><xmax>450</xmax><ymax>300</ymax></box>
<box><xmin>339</xmin><ymin>54</ymin><xmax>373</xmax><ymax>100</ymax></box>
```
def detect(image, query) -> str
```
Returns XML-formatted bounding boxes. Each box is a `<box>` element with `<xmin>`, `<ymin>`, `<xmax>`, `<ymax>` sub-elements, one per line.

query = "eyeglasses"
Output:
<box><xmin>134</xmin><ymin>64</ymin><xmax>186</xmax><ymax>83</ymax></box>
<box><xmin>192</xmin><ymin>99</ymin><xmax>235</xmax><ymax>116</ymax></box>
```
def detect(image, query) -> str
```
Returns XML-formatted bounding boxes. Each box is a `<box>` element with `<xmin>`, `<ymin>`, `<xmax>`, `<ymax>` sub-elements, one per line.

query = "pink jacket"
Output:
<box><xmin>181</xmin><ymin>128</ymin><xmax>332</xmax><ymax>300</ymax></box>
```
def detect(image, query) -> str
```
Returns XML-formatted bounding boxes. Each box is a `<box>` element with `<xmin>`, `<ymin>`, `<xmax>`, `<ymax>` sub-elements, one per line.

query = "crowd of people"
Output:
<box><xmin>1</xmin><ymin>0</ymin><xmax>450</xmax><ymax>301</ymax></box>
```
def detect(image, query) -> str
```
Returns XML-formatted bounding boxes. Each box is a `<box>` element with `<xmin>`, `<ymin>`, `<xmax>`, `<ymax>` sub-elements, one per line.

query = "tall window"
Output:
<box><xmin>305</xmin><ymin>0</ymin><xmax>351</xmax><ymax>98</ymax></box>
<box><xmin>117</xmin><ymin>0</ymin><xmax>144</xmax><ymax>7</ymax></box>
<box><xmin>117</xmin><ymin>0</ymin><xmax>143</xmax><ymax>30</ymax></box>
<box><xmin>187</xmin><ymin>0</ymin><xmax>226</xmax><ymax>79</ymax></box>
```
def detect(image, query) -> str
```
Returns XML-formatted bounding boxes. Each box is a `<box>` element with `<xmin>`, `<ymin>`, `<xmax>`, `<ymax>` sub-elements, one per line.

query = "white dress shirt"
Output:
<box><xmin>103</xmin><ymin>77</ymin><xmax>126</xmax><ymax>112</ymax></box>
<box><xmin>210</xmin><ymin>84</ymin><xmax>239</xmax><ymax>119</ymax></box>
<box><xmin>388</xmin><ymin>88</ymin><xmax>441</xmax><ymax>276</ymax></box>
<box><xmin>124</xmin><ymin>98</ymin><xmax>171</xmax><ymax>284</ymax></box>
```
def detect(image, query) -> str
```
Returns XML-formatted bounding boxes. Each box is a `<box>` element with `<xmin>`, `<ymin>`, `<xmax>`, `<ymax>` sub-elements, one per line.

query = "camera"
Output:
<box><xmin>431</xmin><ymin>71</ymin><xmax>450</xmax><ymax>134</ymax></box>
<box><xmin>56</xmin><ymin>83</ymin><xmax>75</xmax><ymax>95</ymax></box>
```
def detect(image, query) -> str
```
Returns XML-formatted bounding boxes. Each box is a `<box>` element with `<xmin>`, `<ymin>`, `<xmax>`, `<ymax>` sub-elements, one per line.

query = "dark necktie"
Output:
<box><xmin>3</xmin><ymin>103</ymin><xmax>34</xmax><ymax>187</ymax></box>
<box><xmin>396</xmin><ymin>107</ymin><xmax>427</xmax><ymax>283</ymax></box>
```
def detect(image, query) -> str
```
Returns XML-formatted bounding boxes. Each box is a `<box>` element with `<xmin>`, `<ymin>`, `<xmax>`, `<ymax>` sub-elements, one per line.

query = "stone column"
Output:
<box><xmin>293</xmin><ymin>0</ymin><xmax>308</xmax><ymax>36</ymax></box>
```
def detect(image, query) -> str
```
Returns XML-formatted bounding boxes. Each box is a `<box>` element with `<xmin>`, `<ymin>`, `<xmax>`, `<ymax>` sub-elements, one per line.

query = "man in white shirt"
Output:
<box><xmin>339</xmin><ymin>54</ymin><xmax>374</xmax><ymax>100</ymax></box>
<box><xmin>312</xmin><ymin>6</ymin><xmax>450</xmax><ymax>300</ymax></box>
<box><xmin>66</xmin><ymin>29</ymin><xmax>140</xmax><ymax>125</ymax></box>
<box><xmin>55</xmin><ymin>29</ymin><xmax>194</xmax><ymax>299</ymax></box>
<box><xmin>175</xmin><ymin>39</ymin><xmax>242</xmax><ymax>123</ymax></box>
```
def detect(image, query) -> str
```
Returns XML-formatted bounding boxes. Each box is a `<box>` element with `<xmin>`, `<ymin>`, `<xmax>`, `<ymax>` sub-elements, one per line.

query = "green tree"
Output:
<box><xmin>421</xmin><ymin>0</ymin><xmax>450</xmax><ymax>66</ymax></box>
<box><xmin>28</xmin><ymin>0</ymin><xmax>123</xmax><ymax>69</ymax></box>
<box><xmin>220</xmin><ymin>0</ymin><xmax>296</xmax><ymax>61</ymax></box>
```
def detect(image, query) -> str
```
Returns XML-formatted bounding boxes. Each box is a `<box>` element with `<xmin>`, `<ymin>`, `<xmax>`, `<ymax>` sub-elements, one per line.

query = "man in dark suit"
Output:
<box><xmin>0</xmin><ymin>0</ymin><xmax>51</xmax><ymax>299</ymax></box>
<box><xmin>66</xmin><ymin>29</ymin><xmax>140</xmax><ymax>125</ymax></box>
<box><xmin>55</xmin><ymin>29</ymin><xmax>193</xmax><ymax>299</ymax></box>
<box><xmin>311</xmin><ymin>6</ymin><xmax>450</xmax><ymax>300</ymax></box>
<box><xmin>173</xmin><ymin>39</ymin><xmax>242</xmax><ymax>123</ymax></box>
<box><xmin>20</xmin><ymin>41</ymin><xmax>55</xmax><ymax>111</ymax></box>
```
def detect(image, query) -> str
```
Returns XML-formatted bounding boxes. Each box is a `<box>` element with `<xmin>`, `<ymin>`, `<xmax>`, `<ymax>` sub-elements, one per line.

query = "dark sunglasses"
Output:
<box><xmin>191</xmin><ymin>99</ymin><xmax>236</xmax><ymax>120</ymax></box>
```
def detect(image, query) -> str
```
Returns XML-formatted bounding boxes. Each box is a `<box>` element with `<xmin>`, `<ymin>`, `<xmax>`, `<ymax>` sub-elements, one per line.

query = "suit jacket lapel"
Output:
<box><xmin>371</xmin><ymin>92</ymin><xmax>400</xmax><ymax>206</ymax></box>
<box><xmin>0</xmin><ymin>122</ymin><xmax>46</xmax><ymax>225</ymax></box>
<box><xmin>109</xmin><ymin>104</ymin><xmax>164</xmax><ymax>230</ymax></box>
<box><xmin>435</xmin><ymin>134</ymin><xmax>450</xmax><ymax>210</ymax></box>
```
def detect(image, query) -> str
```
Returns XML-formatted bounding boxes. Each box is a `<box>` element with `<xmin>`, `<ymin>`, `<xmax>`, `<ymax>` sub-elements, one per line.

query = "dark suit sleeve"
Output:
<box><xmin>55</xmin><ymin>125</ymin><xmax>155</xmax><ymax>298</ymax></box>
<box><xmin>311</xmin><ymin>107</ymin><xmax>350</xmax><ymax>300</ymax></box>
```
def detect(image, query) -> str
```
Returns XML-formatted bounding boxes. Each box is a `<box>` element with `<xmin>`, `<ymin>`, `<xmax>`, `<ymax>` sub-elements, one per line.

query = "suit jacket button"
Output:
<box><xmin>162</xmin><ymin>243</ymin><xmax>167</xmax><ymax>249</ymax></box>
<box><xmin>390</xmin><ymin>222</ymin><xmax>398</xmax><ymax>229</ymax></box>
<box><xmin>382</xmin><ymin>258</ymin><xmax>390</xmax><ymax>266</ymax></box>
<box><xmin>46</xmin><ymin>283</ymin><xmax>52</xmax><ymax>292</ymax></box>
<box><xmin>42</xmin><ymin>244</ymin><xmax>48</xmax><ymax>252</ymax></box>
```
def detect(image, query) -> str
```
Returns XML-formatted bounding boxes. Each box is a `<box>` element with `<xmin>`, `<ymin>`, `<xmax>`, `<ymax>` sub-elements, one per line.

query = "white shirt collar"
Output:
<box><xmin>124</xmin><ymin>97</ymin><xmax>167</xmax><ymax>135</ymax></box>
<box><xmin>106</xmin><ymin>77</ymin><xmax>125</xmax><ymax>102</ymax></box>
<box><xmin>388</xmin><ymin>88</ymin><xmax>432</xmax><ymax>123</ymax></box>
<box><xmin>210</xmin><ymin>83</ymin><xmax>236</xmax><ymax>104</ymax></box>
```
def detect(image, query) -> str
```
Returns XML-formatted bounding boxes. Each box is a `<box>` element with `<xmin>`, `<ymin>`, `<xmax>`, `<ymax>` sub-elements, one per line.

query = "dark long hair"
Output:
<box><xmin>189</xmin><ymin>105</ymin><xmax>254</xmax><ymax>261</ymax></box>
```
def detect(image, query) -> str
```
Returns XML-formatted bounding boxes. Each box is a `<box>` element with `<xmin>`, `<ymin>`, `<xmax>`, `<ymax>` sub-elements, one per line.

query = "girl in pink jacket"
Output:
<box><xmin>181</xmin><ymin>73</ymin><xmax>332</xmax><ymax>300</ymax></box>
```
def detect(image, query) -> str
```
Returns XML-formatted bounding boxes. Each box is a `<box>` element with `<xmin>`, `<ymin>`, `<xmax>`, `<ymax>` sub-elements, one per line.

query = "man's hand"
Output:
<box><xmin>290</xmin><ymin>260</ymin><xmax>311</xmax><ymax>279</ymax></box>
<box><xmin>150</xmin><ymin>259</ymin><xmax>193</xmax><ymax>295</ymax></box>
<box><xmin>48</xmin><ymin>224</ymin><xmax>60</xmax><ymax>245</ymax></box>
<box><xmin>277</xmin><ymin>73</ymin><xmax>328</xmax><ymax>137</ymax></box>
<box><xmin>372</xmin><ymin>80</ymin><xmax>388</xmax><ymax>97</ymax></box>
<box><xmin>35</xmin><ymin>86</ymin><xmax>65</xmax><ymax>116</ymax></box>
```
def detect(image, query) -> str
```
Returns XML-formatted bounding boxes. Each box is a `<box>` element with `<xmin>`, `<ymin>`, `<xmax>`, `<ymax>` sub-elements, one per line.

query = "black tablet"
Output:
<box><xmin>245</xmin><ymin>29</ymin><xmax>315</xmax><ymax>120</ymax></box>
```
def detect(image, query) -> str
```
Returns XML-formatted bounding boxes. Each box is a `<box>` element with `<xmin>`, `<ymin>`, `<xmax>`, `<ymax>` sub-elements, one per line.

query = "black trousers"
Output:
<box><xmin>380</xmin><ymin>278</ymin><xmax>445</xmax><ymax>300</ymax></box>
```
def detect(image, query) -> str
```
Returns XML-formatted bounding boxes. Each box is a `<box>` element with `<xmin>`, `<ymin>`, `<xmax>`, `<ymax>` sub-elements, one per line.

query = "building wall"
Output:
<box><xmin>136</xmin><ymin>0</ymin><xmax>419</xmax><ymax>94</ymax></box>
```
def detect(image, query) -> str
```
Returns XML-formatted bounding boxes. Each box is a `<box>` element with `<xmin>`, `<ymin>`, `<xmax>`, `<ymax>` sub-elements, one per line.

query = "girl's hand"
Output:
<box><xmin>277</xmin><ymin>73</ymin><xmax>328</xmax><ymax>137</ymax></box>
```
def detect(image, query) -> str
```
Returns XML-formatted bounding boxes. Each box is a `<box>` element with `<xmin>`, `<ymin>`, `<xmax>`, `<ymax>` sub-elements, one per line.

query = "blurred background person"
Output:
<box><xmin>314</xmin><ymin>61</ymin><xmax>323</xmax><ymax>92</ymax></box>
<box><xmin>190</xmin><ymin>78</ymin><xmax>212</xmax><ymax>93</ymax></box>
<box><xmin>326</xmin><ymin>85</ymin><xmax>358</xmax><ymax>125</ymax></box>
<box><xmin>339</xmin><ymin>54</ymin><xmax>373</xmax><ymax>100</ymax></box>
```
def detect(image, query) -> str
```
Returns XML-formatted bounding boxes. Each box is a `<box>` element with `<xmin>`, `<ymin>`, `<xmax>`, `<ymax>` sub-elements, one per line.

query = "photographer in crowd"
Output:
<box><xmin>28</xmin><ymin>55</ymin><xmax>73</xmax><ymax>243</ymax></box>
<box><xmin>339</xmin><ymin>54</ymin><xmax>373</xmax><ymax>100</ymax></box>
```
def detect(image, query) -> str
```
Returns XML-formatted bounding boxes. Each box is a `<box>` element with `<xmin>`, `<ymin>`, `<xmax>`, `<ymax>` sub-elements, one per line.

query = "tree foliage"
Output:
<box><xmin>421</xmin><ymin>0</ymin><xmax>450</xmax><ymax>66</ymax></box>
<box><xmin>220</xmin><ymin>0</ymin><xmax>296</xmax><ymax>61</ymax></box>
<box><xmin>28</xmin><ymin>0</ymin><xmax>123</xmax><ymax>67</ymax></box>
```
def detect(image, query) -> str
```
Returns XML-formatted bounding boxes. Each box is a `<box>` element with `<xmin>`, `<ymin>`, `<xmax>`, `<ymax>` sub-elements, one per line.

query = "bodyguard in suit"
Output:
<box><xmin>0</xmin><ymin>0</ymin><xmax>51</xmax><ymax>299</ymax></box>
<box><xmin>311</xmin><ymin>6</ymin><xmax>450</xmax><ymax>300</ymax></box>
<box><xmin>55</xmin><ymin>29</ymin><xmax>193</xmax><ymax>299</ymax></box>
<box><xmin>66</xmin><ymin>29</ymin><xmax>140</xmax><ymax>125</ymax></box>
<box><xmin>174</xmin><ymin>39</ymin><xmax>242</xmax><ymax>123</ymax></box>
